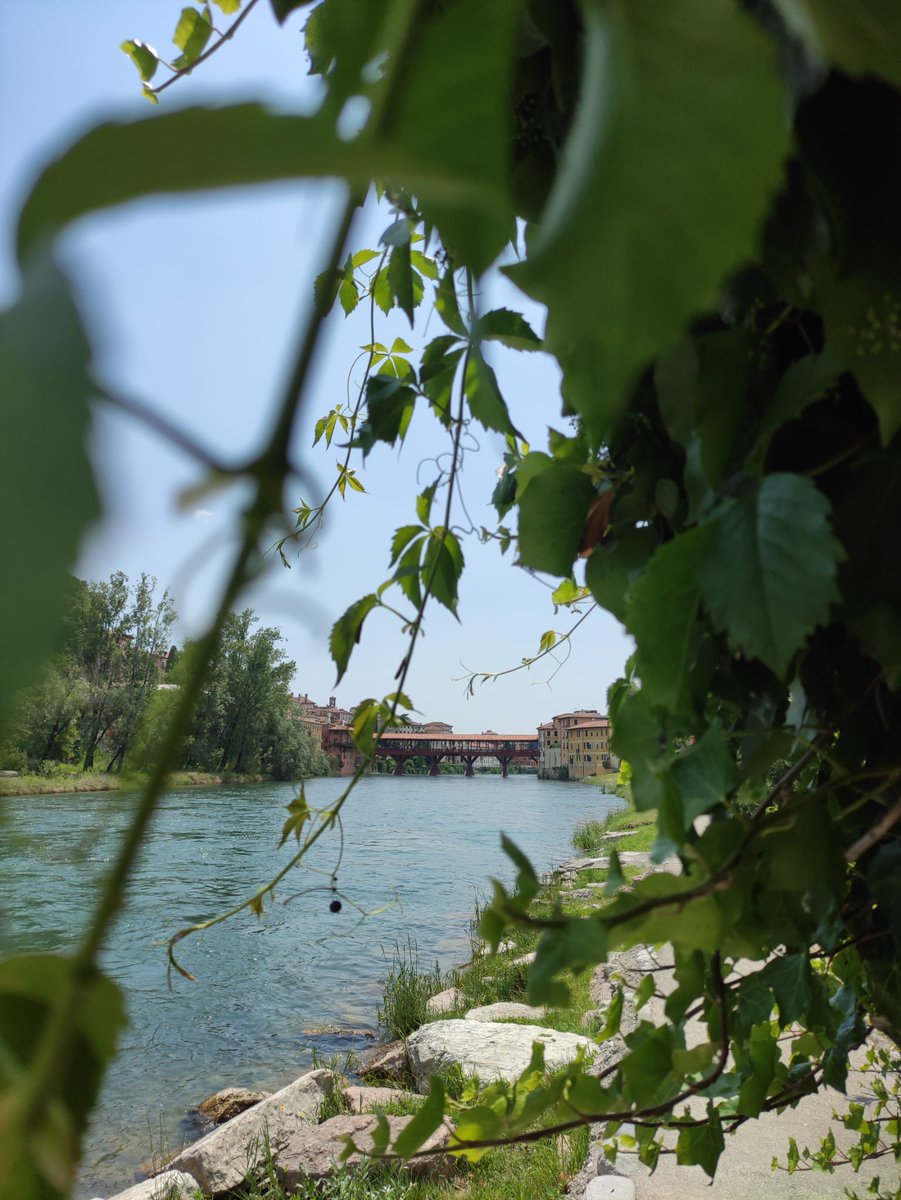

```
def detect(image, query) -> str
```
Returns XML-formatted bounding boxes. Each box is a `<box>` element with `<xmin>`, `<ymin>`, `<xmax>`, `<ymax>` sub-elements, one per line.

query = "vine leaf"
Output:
<box><xmin>121</xmin><ymin>39</ymin><xmax>159</xmax><ymax>83</ymax></box>
<box><xmin>330</xmin><ymin>594</ymin><xmax>379</xmax><ymax>683</ymax></box>
<box><xmin>773</xmin><ymin>0</ymin><xmax>901</xmax><ymax>87</ymax></box>
<box><xmin>0</xmin><ymin>254</ymin><xmax>99</xmax><ymax>731</ymax></box>
<box><xmin>507</xmin><ymin>0</ymin><xmax>789</xmax><ymax>443</ymax></box>
<box><xmin>517</xmin><ymin>464</ymin><xmax>596</xmax><ymax>576</ymax></box>
<box><xmin>475</xmin><ymin>308</ymin><xmax>542</xmax><ymax>351</ymax></box>
<box><xmin>625</xmin><ymin>526</ymin><xmax>712</xmax><ymax>716</ymax></box>
<box><xmin>465</xmin><ymin>351</ymin><xmax>519</xmax><ymax>437</ymax></box>
<box><xmin>676</xmin><ymin>1105</ymin><xmax>725</xmax><ymax>1177</ymax></box>
<box><xmin>0</xmin><ymin>954</ymin><xmax>126</xmax><ymax>1199</ymax></box>
<box><xmin>172</xmin><ymin>6</ymin><xmax>214</xmax><ymax>69</ymax></box>
<box><xmin>16</xmin><ymin>105</ymin><xmax>510</xmax><ymax>268</ymax></box>
<box><xmin>392</xmin><ymin>1075</ymin><xmax>446</xmax><ymax>1158</ymax></box>
<box><xmin>699</xmin><ymin>474</ymin><xmax>845</xmax><ymax>677</ymax></box>
<box><xmin>378</xmin><ymin>0</ymin><xmax>521</xmax><ymax>272</ymax></box>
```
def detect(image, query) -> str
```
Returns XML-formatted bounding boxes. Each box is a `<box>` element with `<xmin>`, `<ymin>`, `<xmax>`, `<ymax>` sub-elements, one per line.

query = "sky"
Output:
<box><xmin>0</xmin><ymin>0</ymin><xmax>633</xmax><ymax>733</ymax></box>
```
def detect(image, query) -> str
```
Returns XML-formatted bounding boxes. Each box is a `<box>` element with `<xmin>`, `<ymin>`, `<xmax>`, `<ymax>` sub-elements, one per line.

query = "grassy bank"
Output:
<box><xmin>0</xmin><ymin>769</ymin><xmax>280</xmax><ymax>798</ymax></box>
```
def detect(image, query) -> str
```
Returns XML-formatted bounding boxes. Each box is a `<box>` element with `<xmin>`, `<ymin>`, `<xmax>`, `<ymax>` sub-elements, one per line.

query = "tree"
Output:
<box><xmin>3</xmin><ymin>2</ymin><xmax>901</xmax><ymax>1197</ymax></box>
<box><xmin>180</xmin><ymin>609</ymin><xmax>328</xmax><ymax>777</ymax></box>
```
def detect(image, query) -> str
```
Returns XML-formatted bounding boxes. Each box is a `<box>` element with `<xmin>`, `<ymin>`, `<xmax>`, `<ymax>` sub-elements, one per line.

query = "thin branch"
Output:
<box><xmin>151</xmin><ymin>0</ymin><xmax>262</xmax><ymax>97</ymax></box>
<box><xmin>96</xmin><ymin>384</ymin><xmax>231</xmax><ymax>473</ymax></box>
<box><xmin>845</xmin><ymin>793</ymin><xmax>901</xmax><ymax>861</ymax></box>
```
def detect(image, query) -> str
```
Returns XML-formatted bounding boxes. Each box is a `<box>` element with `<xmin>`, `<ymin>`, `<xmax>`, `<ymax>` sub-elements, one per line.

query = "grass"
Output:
<box><xmin>0</xmin><ymin>768</ymin><xmax>273</xmax><ymax>797</ymax></box>
<box><xmin>377</xmin><ymin>937</ymin><xmax>446</xmax><ymax>1040</ymax></box>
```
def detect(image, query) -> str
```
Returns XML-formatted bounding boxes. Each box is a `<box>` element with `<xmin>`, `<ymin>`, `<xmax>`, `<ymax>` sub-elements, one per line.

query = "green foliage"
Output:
<box><xmin>7</xmin><ymin>0</ymin><xmax>901</xmax><ymax>1193</ymax></box>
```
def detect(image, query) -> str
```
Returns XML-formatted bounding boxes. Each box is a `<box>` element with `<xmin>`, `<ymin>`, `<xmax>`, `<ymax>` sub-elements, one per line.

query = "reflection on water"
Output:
<box><xmin>0</xmin><ymin>775</ymin><xmax>621</xmax><ymax>1197</ymax></box>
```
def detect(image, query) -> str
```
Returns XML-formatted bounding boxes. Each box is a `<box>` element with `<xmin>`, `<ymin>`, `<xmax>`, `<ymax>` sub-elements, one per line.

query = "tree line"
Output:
<box><xmin>0</xmin><ymin>572</ymin><xmax>330</xmax><ymax>781</ymax></box>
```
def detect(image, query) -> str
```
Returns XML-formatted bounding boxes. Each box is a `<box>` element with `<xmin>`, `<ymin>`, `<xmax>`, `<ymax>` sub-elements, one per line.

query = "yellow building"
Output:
<box><xmin>538</xmin><ymin>710</ymin><xmax>616</xmax><ymax>780</ymax></box>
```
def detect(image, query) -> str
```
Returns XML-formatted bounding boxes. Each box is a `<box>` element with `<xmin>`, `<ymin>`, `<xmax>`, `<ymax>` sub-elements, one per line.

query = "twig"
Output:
<box><xmin>96</xmin><ymin>384</ymin><xmax>231</xmax><ymax>473</ymax></box>
<box><xmin>151</xmin><ymin>0</ymin><xmax>262</xmax><ymax>97</ymax></box>
<box><xmin>845</xmin><ymin>793</ymin><xmax>901</xmax><ymax>861</ymax></box>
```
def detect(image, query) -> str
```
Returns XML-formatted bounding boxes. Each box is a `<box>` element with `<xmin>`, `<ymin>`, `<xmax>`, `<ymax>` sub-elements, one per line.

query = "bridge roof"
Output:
<box><xmin>379</xmin><ymin>731</ymin><xmax>537</xmax><ymax>743</ymax></box>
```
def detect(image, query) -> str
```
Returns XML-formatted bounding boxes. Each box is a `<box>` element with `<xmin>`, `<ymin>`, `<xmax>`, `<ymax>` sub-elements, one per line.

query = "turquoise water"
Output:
<box><xmin>0</xmin><ymin>775</ymin><xmax>620</xmax><ymax>1197</ymax></box>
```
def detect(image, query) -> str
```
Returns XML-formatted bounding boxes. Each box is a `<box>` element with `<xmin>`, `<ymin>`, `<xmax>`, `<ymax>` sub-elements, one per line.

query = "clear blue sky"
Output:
<box><xmin>0</xmin><ymin>1</ymin><xmax>632</xmax><ymax>732</ymax></box>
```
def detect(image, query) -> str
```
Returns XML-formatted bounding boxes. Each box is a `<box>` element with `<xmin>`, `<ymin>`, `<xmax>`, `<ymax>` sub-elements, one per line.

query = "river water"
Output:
<box><xmin>0</xmin><ymin>774</ymin><xmax>620</xmax><ymax>1197</ymax></box>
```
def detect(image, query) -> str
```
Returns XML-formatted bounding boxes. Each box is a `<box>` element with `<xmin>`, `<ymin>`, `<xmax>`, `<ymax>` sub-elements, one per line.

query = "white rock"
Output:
<box><xmin>105</xmin><ymin>1171</ymin><xmax>198</xmax><ymax>1200</ymax></box>
<box><xmin>406</xmin><ymin>1020</ymin><xmax>594</xmax><ymax>1091</ymax></box>
<box><xmin>464</xmin><ymin>1002</ymin><xmax>546</xmax><ymax>1022</ymax></box>
<box><xmin>167</xmin><ymin>1068</ymin><xmax>334</xmax><ymax>1193</ymax></box>
<box><xmin>426</xmin><ymin>986</ymin><xmax>463</xmax><ymax>1014</ymax></box>
<box><xmin>511</xmin><ymin>950</ymin><xmax>536</xmax><ymax>966</ymax></box>
<box><xmin>585</xmin><ymin>1175</ymin><xmax>635</xmax><ymax>1199</ymax></box>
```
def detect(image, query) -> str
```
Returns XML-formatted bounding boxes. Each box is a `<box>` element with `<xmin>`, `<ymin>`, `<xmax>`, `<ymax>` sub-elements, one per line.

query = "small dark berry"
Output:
<box><xmin>329</xmin><ymin>899</ymin><xmax>342</xmax><ymax>913</ymax></box>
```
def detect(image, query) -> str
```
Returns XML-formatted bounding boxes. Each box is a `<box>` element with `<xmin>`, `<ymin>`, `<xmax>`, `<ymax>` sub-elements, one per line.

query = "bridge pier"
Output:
<box><xmin>497</xmin><ymin>756</ymin><xmax>511</xmax><ymax>778</ymax></box>
<box><xmin>427</xmin><ymin>755</ymin><xmax>443</xmax><ymax>777</ymax></box>
<box><xmin>462</xmin><ymin>755</ymin><xmax>477</xmax><ymax>777</ymax></box>
<box><xmin>391</xmin><ymin>755</ymin><xmax>406</xmax><ymax>776</ymax></box>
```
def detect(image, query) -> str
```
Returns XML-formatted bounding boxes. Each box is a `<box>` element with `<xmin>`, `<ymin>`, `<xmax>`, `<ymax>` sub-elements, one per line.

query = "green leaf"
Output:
<box><xmin>330</xmin><ymin>594</ymin><xmax>379</xmax><ymax>683</ymax></box>
<box><xmin>0</xmin><ymin>954</ymin><xmax>126</xmax><ymax>1199</ymax></box>
<box><xmin>0</xmin><ymin>255</ymin><xmax>100</xmax><ymax>733</ymax></box>
<box><xmin>380</xmin><ymin>217</ymin><xmax>411</xmax><ymax>248</ymax></box>
<box><xmin>633</xmin><ymin>973</ymin><xmax>656</xmax><ymax>1013</ymax></box>
<box><xmin>362</xmin><ymin>375</ymin><xmax>416</xmax><ymax>451</ymax></box>
<box><xmin>280</xmin><ymin>785</ymin><xmax>311</xmax><ymax>845</ymax></box>
<box><xmin>435</xmin><ymin>269</ymin><xmax>467</xmax><ymax>337</ymax></box>
<box><xmin>416</xmin><ymin>482</ymin><xmax>437</xmax><ymax>526</ymax></box>
<box><xmin>849</xmin><ymin>602</ymin><xmax>901</xmax><ymax>690</ymax></box>
<box><xmin>749</xmin><ymin>354</ymin><xmax>842</xmax><ymax>471</ymax></box>
<box><xmin>670</xmin><ymin>727</ymin><xmax>737</xmax><ymax>827</ymax></box>
<box><xmin>774</xmin><ymin>0</ymin><xmax>901</xmax><ymax>87</ymax></box>
<box><xmin>699</xmin><ymin>474</ymin><xmax>845</xmax><ymax>677</ymax></box>
<box><xmin>388</xmin><ymin>243</ymin><xmax>415</xmax><ymax>324</ymax></box>
<box><xmin>476</xmin><ymin>308</ymin><xmax>542</xmax><ymax>351</ymax></box>
<box><xmin>528</xmin><ymin>917</ymin><xmax>607</xmax><ymax>1007</ymax></box>
<box><xmin>517</xmin><ymin>465</ymin><xmax>596</xmax><ymax>576</ymax></box>
<box><xmin>120</xmin><ymin>39</ymin><xmax>159</xmax><ymax>83</ymax></box>
<box><xmin>423</xmin><ymin>528</ymin><xmax>464</xmax><ymax>614</ymax></box>
<box><xmin>465</xmin><ymin>351</ymin><xmax>519</xmax><ymax>437</ymax></box>
<box><xmin>392</xmin><ymin>1075</ymin><xmax>446</xmax><ymax>1158</ymax></box>
<box><xmin>212</xmin><ymin>0</ymin><xmax>242</xmax><ymax>11</ymax></box>
<box><xmin>761</xmin><ymin>953</ymin><xmax>813</xmax><ymax>1026</ymax></box>
<box><xmin>172</xmin><ymin>6</ymin><xmax>213</xmax><ymax>69</ymax></box>
<box><xmin>390</xmin><ymin>525</ymin><xmax>425</xmax><ymax>566</ymax></box>
<box><xmin>421</xmin><ymin>339</ymin><xmax>464</xmax><ymax>427</ymax></box>
<box><xmin>379</xmin><ymin>0</ymin><xmax>521</xmax><ymax>271</ymax></box>
<box><xmin>737</xmin><ymin>1024</ymin><xmax>779</xmax><ymax>1117</ymax></box>
<box><xmin>676</xmin><ymin>1104</ymin><xmax>725</xmax><ymax>1178</ymax></box>
<box><xmin>16</xmin><ymin>105</ymin><xmax>510</xmax><ymax>267</ymax></box>
<box><xmin>585</xmin><ymin>527</ymin><xmax>658</xmax><ymax>623</ymax></box>
<box><xmin>499</xmin><ymin>835</ymin><xmax>541</xmax><ymax>910</ymax></box>
<box><xmin>625</xmin><ymin>527</ymin><xmax>712</xmax><ymax>715</ymax></box>
<box><xmin>351</xmin><ymin>248</ymin><xmax>380</xmax><ymax>268</ymax></box>
<box><xmin>338</xmin><ymin>269</ymin><xmax>358</xmax><ymax>316</ymax></box>
<box><xmin>506</xmin><ymin>0</ymin><xmax>788</xmax><ymax>443</ymax></box>
<box><xmin>410</xmin><ymin>249</ymin><xmax>439</xmax><ymax>280</ymax></box>
<box><xmin>271</xmin><ymin>0</ymin><xmax>309</xmax><ymax>21</ymax></box>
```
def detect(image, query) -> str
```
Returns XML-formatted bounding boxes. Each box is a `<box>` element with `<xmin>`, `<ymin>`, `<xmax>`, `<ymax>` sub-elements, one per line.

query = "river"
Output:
<box><xmin>0</xmin><ymin>774</ymin><xmax>621</xmax><ymax>1197</ymax></box>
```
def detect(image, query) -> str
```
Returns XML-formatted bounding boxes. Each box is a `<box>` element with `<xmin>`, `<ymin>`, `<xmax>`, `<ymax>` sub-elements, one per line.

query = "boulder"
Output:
<box><xmin>276</xmin><ymin>1114</ymin><xmax>452</xmax><ymax>1188</ymax></box>
<box><xmin>104</xmin><ymin>1171</ymin><xmax>198</xmax><ymax>1200</ymax></box>
<box><xmin>426</xmin><ymin>986</ymin><xmax>463</xmax><ymax>1015</ymax></box>
<box><xmin>511</xmin><ymin>950</ymin><xmax>536</xmax><ymax>967</ymax></box>
<box><xmin>198</xmin><ymin>1087</ymin><xmax>269</xmax><ymax>1124</ymax></box>
<box><xmin>167</xmin><ymin>1068</ymin><xmax>334</xmax><ymax>1194</ymax></box>
<box><xmin>464</xmin><ymin>1002</ymin><xmax>546</xmax><ymax>1022</ymax></box>
<box><xmin>342</xmin><ymin>1085</ymin><xmax>418</xmax><ymax>1113</ymax></box>
<box><xmin>406</xmin><ymin>1020</ymin><xmax>595</xmax><ymax>1091</ymax></box>
<box><xmin>359</xmin><ymin>1039</ymin><xmax>409</xmax><ymax>1083</ymax></box>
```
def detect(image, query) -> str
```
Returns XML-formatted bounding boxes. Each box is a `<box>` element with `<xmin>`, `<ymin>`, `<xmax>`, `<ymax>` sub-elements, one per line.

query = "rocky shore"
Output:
<box><xmin>88</xmin><ymin>825</ymin><xmax>883</xmax><ymax>1200</ymax></box>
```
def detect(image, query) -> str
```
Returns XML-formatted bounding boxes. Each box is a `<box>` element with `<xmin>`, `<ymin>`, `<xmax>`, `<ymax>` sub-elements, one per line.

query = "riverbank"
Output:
<box><xmin>114</xmin><ymin>800</ymin><xmax>654</xmax><ymax>1200</ymax></box>
<box><xmin>0</xmin><ymin>769</ymin><xmax>315</xmax><ymax>797</ymax></box>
